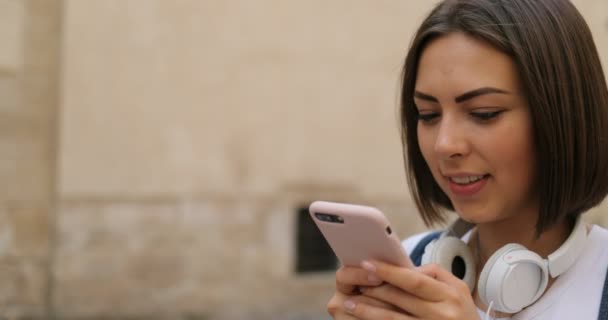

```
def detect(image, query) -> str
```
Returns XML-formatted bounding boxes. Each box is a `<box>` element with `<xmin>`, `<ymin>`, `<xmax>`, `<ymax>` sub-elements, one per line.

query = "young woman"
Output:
<box><xmin>327</xmin><ymin>0</ymin><xmax>608</xmax><ymax>319</ymax></box>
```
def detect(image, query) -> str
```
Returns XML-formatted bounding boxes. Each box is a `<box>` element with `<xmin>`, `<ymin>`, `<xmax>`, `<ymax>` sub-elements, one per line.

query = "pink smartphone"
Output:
<box><xmin>309</xmin><ymin>201</ymin><xmax>413</xmax><ymax>268</ymax></box>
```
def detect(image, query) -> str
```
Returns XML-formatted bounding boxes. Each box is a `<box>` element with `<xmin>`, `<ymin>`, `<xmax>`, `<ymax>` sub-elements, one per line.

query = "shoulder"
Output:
<box><xmin>583</xmin><ymin>224</ymin><xmax>608</xmax><ymax>257</ymax></box>
<box><xmin>585</xmin><ymin>224</ymin><xmax>608</xmax><ymax>259</ymax></box>
<box><xmin>590</xmin><ymin>224</ymin><xmax>608</xmax><ymax>239</ymax></box>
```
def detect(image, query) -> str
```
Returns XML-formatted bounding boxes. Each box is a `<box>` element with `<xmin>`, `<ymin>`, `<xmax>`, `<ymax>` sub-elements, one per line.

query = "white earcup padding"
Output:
<box><xmin>421</xmin><ymin>237</ymin><xmax>476</xmax><ymax>292</ymax></box>
<box><xmin>478</xmin><ymin>243</ymin><xmax>548</xmax><ymax>313</ymax></box>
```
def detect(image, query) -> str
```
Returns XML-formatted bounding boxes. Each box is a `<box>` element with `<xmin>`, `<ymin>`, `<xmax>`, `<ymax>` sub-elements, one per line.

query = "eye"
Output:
<box><xmin>417</xmin><ymin>112</ymin><xmax>440</xmax><ymax>123</ymax></box>
<box><xmin>470</xmin><ymin>110</ymin><xmax>503</xmax><ymax>121</ymax></box>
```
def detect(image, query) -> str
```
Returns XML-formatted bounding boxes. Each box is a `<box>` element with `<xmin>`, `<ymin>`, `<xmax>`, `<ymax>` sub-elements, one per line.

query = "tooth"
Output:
<box><xmin>452</xmin><ymin>175</ymin><xmax>484</xmax><ymax>185</ymax></box>
<box><xmin>453</xmin><ymin>177</ymin><xmax>470</xmax><ymax>184</ymax></box>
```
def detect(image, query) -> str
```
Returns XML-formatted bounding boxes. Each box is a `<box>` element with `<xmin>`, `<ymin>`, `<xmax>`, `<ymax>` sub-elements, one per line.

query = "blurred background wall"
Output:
<box><xmin>0</xmin><ymin>0</ymin><xmax>607</xmax><ymax>319</ymax></box>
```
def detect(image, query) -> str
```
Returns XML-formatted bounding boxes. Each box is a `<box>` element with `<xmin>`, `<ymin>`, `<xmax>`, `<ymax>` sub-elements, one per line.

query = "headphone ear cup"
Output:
<box><xmin>478</xmin><ymin>243</ymin><xmax>548</xmax><ymax>314</ymax></box>
<box><xmin>420</xmin><ymin>240</ymin><xmax>435</xmax><ymax>266</ymax></box>
<box><xmin>421</xmin><ymin>237</ymin><xmax>476</xmax><ymax>292</ymax></box>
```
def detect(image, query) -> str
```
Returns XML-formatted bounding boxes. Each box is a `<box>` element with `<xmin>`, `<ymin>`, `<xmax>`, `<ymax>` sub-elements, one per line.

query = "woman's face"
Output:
<box><xmin>415</xmin><ymin>32</ymin><xmax>538</xmax><ymax>225</ymax></box>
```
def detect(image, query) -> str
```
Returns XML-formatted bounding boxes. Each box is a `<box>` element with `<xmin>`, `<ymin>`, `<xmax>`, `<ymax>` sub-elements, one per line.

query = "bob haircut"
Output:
<box><xmin>400</xmin><ymin>0</ymin><xmax>608</xmax><ymax>234</ymax></box>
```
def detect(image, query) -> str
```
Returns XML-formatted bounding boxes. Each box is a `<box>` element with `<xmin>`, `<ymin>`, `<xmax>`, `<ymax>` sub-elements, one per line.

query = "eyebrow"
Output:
<box><xmin>414</xmin><ymin>87</ymin><xmax>511</xmax><ymax>104</ymax></box>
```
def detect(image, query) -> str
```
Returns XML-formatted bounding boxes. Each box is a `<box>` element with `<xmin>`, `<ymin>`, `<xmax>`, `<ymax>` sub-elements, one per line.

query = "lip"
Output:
<box><xmin>444</xmin><ymin>173</ymin><xmax>490</xmax><ymax>197</ymax></box>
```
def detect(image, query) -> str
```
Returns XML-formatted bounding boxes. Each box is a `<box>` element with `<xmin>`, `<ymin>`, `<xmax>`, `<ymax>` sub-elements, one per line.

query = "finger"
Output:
<box><xmin>361</xmin><ymin>260</ymin><xmax>449</xmax><ymax>301</ymax></box>
<box><xmin>354</xmin><ymin>293</ymin><xmax>401</xmax><ymax>310</ymax></box>
<box><xmin>328</xmin><ymin>294</ymin><xmax>359</xmax><ymax>319</ymax></box>
<box><xmin>329</xmin><ymin>293</ymin><xmax>397</xmax><ymax>319</ymax></box>
<box><xmin>332</xmin><ymin>313</ymin><xmax>359</xmax><ymax>320</ymax></box>
<box><xmin>416</xmin><ymin>263</ymin><xmax>471</xmax><ymax>293</ymax></box>
<box><xmin>343</xmin><ymin>298</ymin><xmax>413</xmax><ymax>320</ymax></box>
<box><xmin>336</xmin><ymin>266</ymin><xmax>383</xmax><ymax>295</ymax></box>
<box><xmin>361</xmin><ymin>283</ymin><xmax>433</xmax><ymax>317</ymax></box>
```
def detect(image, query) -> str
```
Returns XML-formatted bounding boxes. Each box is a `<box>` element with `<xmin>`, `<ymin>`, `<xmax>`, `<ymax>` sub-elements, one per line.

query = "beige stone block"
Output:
<box><xmin>10</xmin><ymin>205</ymin><xmax>50</xmax><ymax>257</ymax></box>
<box><xmin>0</xmin><ymin>204</ymin><xmax>50</xmax><ymax>257</ymax></box>
<box><xmin>19</xmin><ymin>0</ymin><xmax>61</xmax><ymax>119</ymax></box>
<box><xmin>0</xmin><ymin>208</ymin><xmax>12</xmax><ymax>255</ymax></box>
<box><xmin>20</xmin><ymin>71</ymin><xmax>58</xmax><ymax>118</ymax></box>
<box><xmin>22</xmin><ymin>0</ymin><xmax>61</xmax><ymax>68</ymax></box>
<box><xmin>55</xmin><ymin>200</ymin><xmax>216</xmax><ymax>315</ymax></box>
<box><xmin>53</xmin><ymin>250</ymin><xmax>204</xmax><ymax>316</ymax></box>
<box><xmin>0</xmin><ymin>135</ymin><xmax>51</xmax><ymax>202</ymax></box>
<box><xmin>0</xmin><ymin>0</ymin><xmax>24</xmax><ymax>70</ymax></box>
<box><xmin>0</xmin><ymin>75</ymin><xmax>19</xmax><ymax>112</ymax></box>
<box><xmin>0</xmin><ymin>258</ymin><xmax>47</xmax><ymax>307</ymax></box>
<box><xmin>57</xmin><ymin>201</ymin><xmax>179</xmax><ymax>255</ymax></box>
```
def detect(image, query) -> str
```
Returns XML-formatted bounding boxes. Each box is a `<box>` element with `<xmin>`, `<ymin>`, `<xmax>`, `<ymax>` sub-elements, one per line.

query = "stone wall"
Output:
<box><xmin>53</xmin><ymin>195</ymin><xmax>426</xmax><ymax>320</ymax></box>
<box><xmin>0</xmin><ymin>0</ymin><xmax>606</xmax><ymax>319</ymax></box>
<box><xmin>0</xmin><ymin>0</ymin><xmax>61</xmax><ymax>318</ymax></box>
<box><xmin>56</xmin><ymin>1</ymin><xmax>436</xmax><ymax>318</ymax></box>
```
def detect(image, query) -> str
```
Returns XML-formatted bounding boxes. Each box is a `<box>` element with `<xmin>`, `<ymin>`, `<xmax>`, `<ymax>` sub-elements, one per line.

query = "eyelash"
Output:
<box><xmin>472</xmin><ymin>111</ymin><xmax>503</xmax><ymax>121</ymax></box>
<box><xmin>416</xmin><ymin>111</ymin><xmax>503</xmax><ymax>123</ymax></box>
<box><xmin>417</xmin><ymin>113</ymin><xmax>440</xmax><ymax>122</ymax></box>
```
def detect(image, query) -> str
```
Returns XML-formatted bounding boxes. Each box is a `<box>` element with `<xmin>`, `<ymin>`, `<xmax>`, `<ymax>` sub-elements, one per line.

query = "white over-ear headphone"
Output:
<box><xmin>421</xmin><ymin>216</ymin><xmax>588</xmax><ymax>314</ymax></box>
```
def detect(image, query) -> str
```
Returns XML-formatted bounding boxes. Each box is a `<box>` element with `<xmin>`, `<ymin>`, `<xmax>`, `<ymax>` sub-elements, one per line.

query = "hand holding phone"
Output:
<box><xmin>309</xmin><ymin>201</ymin><xmax>413</xmax><ymax>268</ymax></box>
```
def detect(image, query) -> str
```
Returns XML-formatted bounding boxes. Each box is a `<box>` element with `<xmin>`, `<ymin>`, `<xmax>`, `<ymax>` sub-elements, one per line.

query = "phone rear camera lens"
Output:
<box><xmin>314</xmin><ymin>213</ymin><xmax>344</xmax><ymax>223</ymax></box>
<box><xmin>315</xmin><ymin>213</ymin><xmax>329</xmax><ymax>221</ymax></box>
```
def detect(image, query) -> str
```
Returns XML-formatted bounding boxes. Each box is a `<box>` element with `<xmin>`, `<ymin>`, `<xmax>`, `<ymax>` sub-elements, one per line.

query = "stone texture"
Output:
<box><xmin>0</xmin><ymin>74</ymin><xmax>20</xmax><ymax>112</ymax></box>
<box><xmin>0</xmin><ymin>204</ymin><xmax>50</xmax><ymax>257</ymax></box>
<box><xmin>53</xmin><ymin>200</ymin><xmax>240</xmax><ymax>316</ymax></box>
<box><xmin>59</xmin><ymin>0</ymin><xmax>436</xmax><ymax>199</ymax></box>
<box><xmin>0</xmin><ymin>0</ymin><xmax>61</xmax><ymax>318</ymax></box>
<box><xmin>53</xmin><ymin>198</ymin><xmax>422</xmax><ymax>319</ymax></box>
<box><xmin>0</xmin><ymin>0</ymin><xmax>24</xmax><ymax>71</ymax></box>
<box><xmin>0</xmin><ymin>258</ymin><xmax>47</xmax><ymax>317</ymax></box>
<box><xmin>0</xmin><ymin>135</ymin><xmax>52</xmax><ymax>203</ymax></box>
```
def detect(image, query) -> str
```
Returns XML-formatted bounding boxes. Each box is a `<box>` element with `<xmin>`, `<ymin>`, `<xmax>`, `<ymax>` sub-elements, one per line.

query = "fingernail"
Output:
<box><xmin>344</xmin><ymin>300</ymin><xmax>356</xmax><ymax>312</ymax></box>
<box><xmin>367</xmin><ymin>273</ymin><xmax>380</xmax><ymax>283</ymax></box>
<box><xmin>361</xmin><ymin>260</ymin><xmax>376</xmax><ymax>272</ymax></box>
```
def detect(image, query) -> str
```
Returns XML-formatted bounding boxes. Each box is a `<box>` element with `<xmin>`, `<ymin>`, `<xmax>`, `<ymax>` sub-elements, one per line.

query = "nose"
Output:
<box><xmin>434</xmin><ymin>117</ymin><xmax>470</xmax><ymax>160</ymax></box>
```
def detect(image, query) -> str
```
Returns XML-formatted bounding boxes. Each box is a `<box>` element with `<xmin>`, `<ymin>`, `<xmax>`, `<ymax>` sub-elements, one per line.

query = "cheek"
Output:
<box><xmin>489</xmin><ymin>123</ymin><xmax>536</xmax><ymax>187</ymax></box>
<box><xmin>506</xmin><ymin>143</ymin><xmax>536</xmax><ymax>187</ymax></box>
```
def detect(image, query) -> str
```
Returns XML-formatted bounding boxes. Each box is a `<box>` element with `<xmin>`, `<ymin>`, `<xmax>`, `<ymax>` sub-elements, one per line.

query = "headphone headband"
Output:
<box><xmin>427</xmin><ymin>216</ymin><xmax>588</xmax><ymax>313</ymax></box>
<box><xmin>444</xmin><ymin>216</ymin><xmax>587</xmax><ymax>278</ymax></box>
<box><xmin>547</xmin><ymin>216</ymin><xmax>587</xmax><ymax>277</ymax></box>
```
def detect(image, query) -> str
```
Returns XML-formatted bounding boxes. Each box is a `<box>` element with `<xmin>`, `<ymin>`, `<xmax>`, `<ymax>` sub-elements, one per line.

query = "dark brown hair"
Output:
<box><xmin>400</xmin><ymin>0</ymin><xmax>608</xmax><ymax>234</ymax></box>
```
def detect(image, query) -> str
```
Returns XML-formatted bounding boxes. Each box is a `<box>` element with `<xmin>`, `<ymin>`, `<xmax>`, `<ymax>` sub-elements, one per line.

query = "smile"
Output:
<box><xmin>447</xmin><ymin>174</ymin><xmax>490</xmax><ymax>196</ymax></box>
<box><xmin>450</xmin><ymin>175</ymin><xmax>487</xmax><ymax>185</ymax></box>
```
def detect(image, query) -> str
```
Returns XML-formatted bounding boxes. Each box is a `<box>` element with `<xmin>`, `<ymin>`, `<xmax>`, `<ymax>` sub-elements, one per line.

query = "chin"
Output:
<box><xmin>453</xmin><ymin>206</ymin><xmax>498</xmax><ymax>225</ymax></box>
